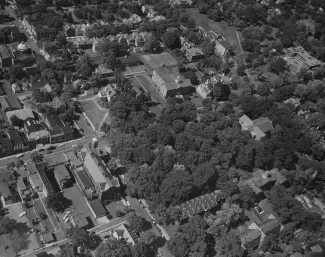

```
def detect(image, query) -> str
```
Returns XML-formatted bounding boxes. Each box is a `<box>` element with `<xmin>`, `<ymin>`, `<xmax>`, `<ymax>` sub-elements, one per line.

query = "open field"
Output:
<box><xmin>186</xmin><ymin>9</ymin><xmax>241</xmax><ymax>55</ymax></box>
<box><xmin>81</xmin><ymin>100</ymin><xmax>107</xmax><ymax>131</ymax></box>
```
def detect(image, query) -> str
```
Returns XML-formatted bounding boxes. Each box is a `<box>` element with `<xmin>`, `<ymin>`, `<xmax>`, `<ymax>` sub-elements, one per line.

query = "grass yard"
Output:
<box><xmin>81</xmin><ymin>100</ymin><xmax>107</xmax><ymax>131</ymax></box>
<box><xmin>186</xmin><ymin>9</ymin><xmax>241</xmax><ymax>55</ymax></box>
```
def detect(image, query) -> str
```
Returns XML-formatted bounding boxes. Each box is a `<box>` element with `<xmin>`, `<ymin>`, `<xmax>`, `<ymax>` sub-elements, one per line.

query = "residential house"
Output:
<box><xmin>0</xmin><ymin>95</ymin><xmax>22</xmax><ymax>112</ymax></box>
<box><xmin>243</xmin><ymin>169</ymin><xmax>289</xmax><ymax>199</ymax></box>
<box><xmin>95</xmin><ymin>64</ymin><xmax>114</xmax><ymax>78</ymax></box>
<box><xmin>122</xmin><ymin>14</ymin><xmax>142</xmax><ymax>26</ymax></box>
<box><xmin>241</xmin><ymin>229</ymin><xmax>262</xmax><ymax>250</ymax></box>
<box><xmin>196</xmin><ymin>74</ymin><xmax>232</xmax><ymax>98</ymax></box>
<box><xmin>8</xmin><ymin>130</ymin><xmax>24</xmax><ymax>153</ymax></box>
<box><xmin>116</xmin><ymin>55</ymin><xmax>142</xmax><ymax>70</ymax></box>
<box><xmin>0</xmin><ymin>182</ymin><xmax>12</xmax><ymax>205</ymax></box>
<box><xmin>241</xmin><ymin>199</ymin><xmax>283</xmax><ymax>250</ymax></box>
<box><xmin>140</xmin><ymin>52</ymin><xmax>178</xmax><ymax>72</ymax></box>
<box><xmin>73</xmin><ymin>37</ymin><xmax>92</xmax><ymax>50</ymax></box>
<box><xmin>69</xmin><ymin>213</ymin><xmax>89</xmax><ymax>229</ymax></box>
<box><xmin>45</xmin><ymin>114</ymin><xmax>73</xmax><ymax>143</ymax></box>
<box><xmin>7</xmin><ymin>108</ymin><xmax>34</xmax><ymax>124</ymax></box>
<box><xmin>98</xmin><ymin>84</ymin><xmax>116</xmax><ymax>102</ymax></box>
<box><xmin>214</xmin><ymin>39</ymin><xmax>232</xmax><ymax>56</ymax></box>
<box><xmin>285</xmin><ymin>46</ymin><xmax>322</xmax><ymax>74</ymax></box>
<box><xmin>0</xmin><ymin>45</ymin><xmax>13</xmax><ymax>67</ymax></box>
<box><xmin>152</xmin><ymin>66</ymin><xmax>193</xmax><ymax>97</ymax></box>
<box><xmin>12</xmin><ymin>83</ymin><xmax>23</xmax><ymax>94</ymax></box>
<box><xmin>170</xmin><ymin>0</ymin><xmax>193</xmax><ymax>5</ymax></box>
<box><xmin>239</xmin><ymin>115</ymin><xmax>274</xmax><ymax>140</ymax></box>
<box><xmin>24</xmin><ymin>118</ymin><xmax>50</xmax><ymax>149</ymax></box>
<box><xmin>180</xmin><ymin>37</ymin><xmax>205</xmax><ymax>61</ymax></box>
<box><xmin>77</xmin><ymin>146</ymin><xmax>120</xmax><ymax>201</ymax></box>
<box><xmin>87</xmin><ymin>199</ymin><xmax>107</xmax><ymax>219</ymax></box>
<box><xmin>54</xmin><ymin>164</ymin><xmax>71</xmax><ymax>189</ymax></box>
<box><xmin>177</xmin><ymin>190</ymin><xmax>224</xmax><ymax>221</ymax></box>
<box><xmin>113</xmin><ymin>224</ymin><xmax>138</xmax><ymax>245</ymax></box>
<box><xmin>27</xmin><ymin>162</ymin><xmax>44</xmax><ymax>194</ymax></box>
<box><xmin>41</xmin><ymin>233</ymin><xmax>55</xmax><ymax>244</ymax></box>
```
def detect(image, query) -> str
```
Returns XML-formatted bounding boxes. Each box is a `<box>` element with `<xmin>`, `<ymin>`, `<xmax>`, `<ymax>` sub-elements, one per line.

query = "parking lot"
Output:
<box><xmin>60</xmin><ymin>185</ymin><xmax>98</xmax><ymax>230</ymax></box>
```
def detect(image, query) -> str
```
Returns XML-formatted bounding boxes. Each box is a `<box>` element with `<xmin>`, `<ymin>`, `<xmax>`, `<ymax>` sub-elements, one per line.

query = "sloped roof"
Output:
<box><xmin>7</xmin><ymin>108</ymin><xmax>34</xmax><ymax>122</ymax></box>
<box><xmin>253</xmin><ymin>117</ymin><xmax>274</xmax><ymax>133</ymax></box>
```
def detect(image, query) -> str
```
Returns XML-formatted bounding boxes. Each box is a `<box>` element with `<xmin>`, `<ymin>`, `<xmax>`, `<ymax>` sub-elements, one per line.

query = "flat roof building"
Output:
<box><xmin>152</xmin><ymin>66</ymin><xmax>192</xmax><ymax>97</ymax></box>
<box><xmin>87</xmin><ymin>199</ymin><xmax>107</xmax><ymax>219</ymax></box>
<box><xmin>54</xmin><ymin>164</ymin><xmax>71</xmax><ymax>189</ymax></box>
<box><xmin>140</xmin><ymin>52</ymin><xmax>178</xmax><ymax>70</ymax></box>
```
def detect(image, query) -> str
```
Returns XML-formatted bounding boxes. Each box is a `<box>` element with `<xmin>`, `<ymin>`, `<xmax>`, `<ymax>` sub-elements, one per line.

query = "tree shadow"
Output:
<box><xmin>152</xmin><ymin>236</ymin><xmax>166</xmax><ymax>248</ymax></box>
<box><xmin>15</xmin><ymin>222</ymin><xmax>30</xmax><ymax>234</ymax></box>
<box><xmin>88</xmin><ymin>233</ymin><xmax>102</xmax><ymax>250</ymax></box>
<box><xmin>142</xmin><ymin>220</ymin><xmax>152</xmax><ymax>232</ymax></box>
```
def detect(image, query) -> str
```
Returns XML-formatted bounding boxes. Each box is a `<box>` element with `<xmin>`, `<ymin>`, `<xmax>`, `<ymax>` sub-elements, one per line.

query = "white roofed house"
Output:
<box><xmin>77</xmin><ymin>146</ymin><xmax>120</xmax><ymax>201</ymax></box>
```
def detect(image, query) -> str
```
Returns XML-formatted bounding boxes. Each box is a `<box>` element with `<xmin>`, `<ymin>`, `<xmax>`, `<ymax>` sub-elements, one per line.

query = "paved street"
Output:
<box><xmin>0</xmin><ymin>135</ymin><xmax>107</xmax><ymax>171</ymax></box>
<box><xmin>127</xmin><ymin>197</ymin><xmax>173</xmax><ymax>257</ymax></box>
<box><xmin>21</xmin><ymin>216</ymin><xmax>129</xmax><ymax>257</ymax></box>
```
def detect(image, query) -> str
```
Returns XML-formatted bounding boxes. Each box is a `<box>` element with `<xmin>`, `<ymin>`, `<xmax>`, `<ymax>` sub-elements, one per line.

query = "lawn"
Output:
<box><xmin>186</xmin><ymin>9</ymin><xmax>241</xmax><ymax>55</ymax></box>
<box><xmin>81</xmin><ymin>100</ymin><xmax>107</xmax><ymax>131</ymax></box>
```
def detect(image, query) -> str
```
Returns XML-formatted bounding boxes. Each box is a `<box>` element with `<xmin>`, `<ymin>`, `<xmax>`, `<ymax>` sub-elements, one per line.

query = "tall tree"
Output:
<box><xmin>95</xmin><ymin>238</ymin><xmax>132</xmax><ymax>257</ymax></box>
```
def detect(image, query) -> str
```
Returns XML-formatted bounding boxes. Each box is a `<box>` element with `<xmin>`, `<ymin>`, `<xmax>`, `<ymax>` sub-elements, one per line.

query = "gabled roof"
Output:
<box><xmin>7</xmin><ymin>108</ymin><xmax>34</xmax><ymax>122</ymax></box>
<box><xmin>252</xmin><ymin>117</ymin><xmax>274</xmax><ymax>133</ymax></box>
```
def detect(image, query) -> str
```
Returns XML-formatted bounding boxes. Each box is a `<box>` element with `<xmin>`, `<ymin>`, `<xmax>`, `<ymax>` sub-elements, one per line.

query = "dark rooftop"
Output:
<box><xmin>47</xmin><ymin>114</ymin><xmax>64</xmax><ymax>130</ymax></box>
<box><xmin>117</xmin><ymin>55</ymin><xmax>141</xmax><ymax>65</ymax></box>
<box><xmin>88</xmin><ymin>199</ymin><xmax>107</xmax><ymax>217</ymax></box>
<box><xmin>8</xmin><ymin>130</ymin><xmax>23</xmax><ymax>146</ymax></box>
<box><xmin>177</xmin><ymin>190</ymin><xmax>224</xmax><ymax>220</ymax></box>
<box><xmin>75</xmin><ymin>168</ymin><xmax>94</xmax><ymax>189</ymax></box>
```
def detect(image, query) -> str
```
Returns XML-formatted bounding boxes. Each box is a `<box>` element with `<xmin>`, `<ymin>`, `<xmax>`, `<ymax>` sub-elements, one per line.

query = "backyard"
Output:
<box><xmin>81</xmin><ymin>100</ymin><xmax>107</xmax><ymax>131</ymax></box>
<box><xmin>186</xmin><ymin>9</ymin><xmax>241</xmax><ymax>55</ymax></box>
<box><xmin>1</xmin><ymin>203</ymin><xmax>40</xmax><ymax>257</ymax></box>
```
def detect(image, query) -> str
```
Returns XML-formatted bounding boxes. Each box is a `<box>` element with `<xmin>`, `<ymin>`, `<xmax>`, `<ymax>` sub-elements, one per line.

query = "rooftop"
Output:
<box><xmin>241</xmin><ymin>229</ymin><xmax>261</xmax><ymax>249</ymax></box>
<box><xmin>46</xmin><ymin>114</ymin><xmax>64</xmax><ymax>130</ymax></box>
<box><xmin>0</xmin><ymin>45</ymin><xmax>12</xmax><ymax>59</ymax></box>
<box><xmin>8</xmin><ymin>130</ymin><xmax>23</xmax><ymax>146</ymax></box>
<box><xmin>64</xmin><ymin>151</ymin><xmax>82</xmax><ymax>167</ymax></box>
<box><xmin>0</xmin><ymin>95</ymin><xmax>22</xmax><ymax>110</ymax></box>
<box><xmin>140</xmin><ymin>52</ymin><xmax>178</xmax><ymax>70</ymax></box>
<box><xmin>24</xmin><ymin>117</ymin><xmax>48</xmax><ymax>133</ymax></box>
<box><xmin>116</xmin><ymin>55</ymin><xmax>141</xmax><ymax>65</ymax></box>
<box><xmin>287</xmin><ymin>46</ymin><xmax>322</xmax><ymax>68</ymax></box>
<box><xmin>7</xmin><ymin>108</ymin><xmax>34</xmax><ymax>122</ymax></box>
<box><xmin>54</xmin><ymin>164</ymin><xmax>70</xmax><ymax>182</ymax></box>
<box><xmin>177</xmin><ymin>190</ymin><xmax>223</xmax><ymax>219</ymax></box>
<box><xmin>70</xmin><ymin>213</ymin><xmax>88</xmax><ymax>228</ymax></box>
<box><xmin>75</xmin><ymin>167</ymin><xmax>94</xmax><ymax>189</ymax></box>
<box><xmin>88</xmin><ymin>199</ymin><xmax>107</xmax><ymax>218</ymax></box>
<box><xmin>113</xmin><ymin>224</ymin><xmax>137</xmax><ymax>245</ymax></box>
<box><xmin>155</xmin><ymin>66</ymin><xmax>192</xmax><ymax>90</ymax></box>
<box><xmin>44</xmin><ymin>153</ymin><xmax>68</xmax><ymax>168</ymax></box>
